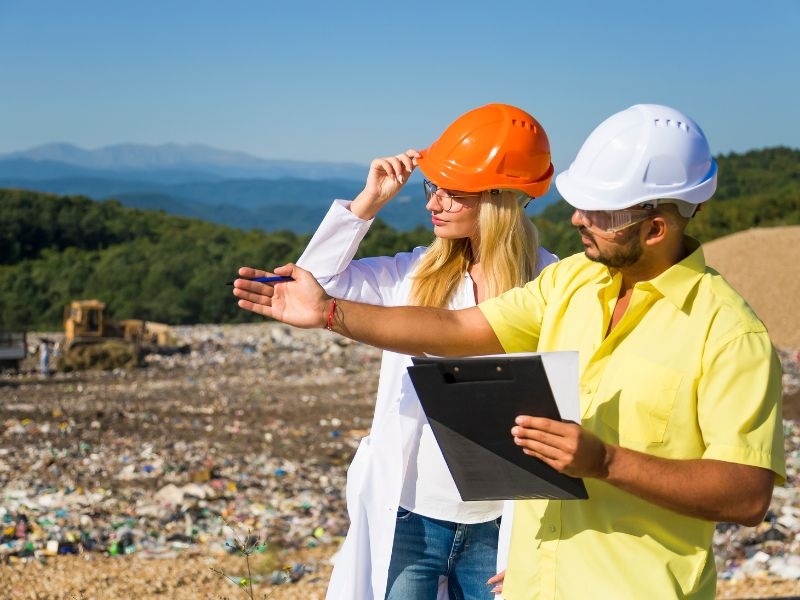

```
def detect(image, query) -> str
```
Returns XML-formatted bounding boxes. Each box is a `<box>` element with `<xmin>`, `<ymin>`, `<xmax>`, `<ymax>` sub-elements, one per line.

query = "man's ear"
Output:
<box><xmin>643</xmin><ymin>214</ymin><xmax>668</xmax><ymax>246</ymax></box>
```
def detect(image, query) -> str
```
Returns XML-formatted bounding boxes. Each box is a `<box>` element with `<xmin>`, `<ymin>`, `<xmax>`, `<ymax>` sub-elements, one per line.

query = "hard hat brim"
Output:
<box><xmin>418</xmin><ymin>149</ymin><xmax>553</xmax><ymax>198</ymax></box>
<box><xmin>555</xmin><ymin>161</ymin><xmax>718</xmax><ymax>211</ymax></box>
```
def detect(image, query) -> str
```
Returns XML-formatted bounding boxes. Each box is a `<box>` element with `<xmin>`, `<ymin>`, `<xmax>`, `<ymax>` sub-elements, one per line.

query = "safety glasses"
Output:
<box><xmin>423</xmin><ymin>179</ymin><xmax>483</xmax><ymax>213</ymax></box>
<box><xmin>575</xmin><ymin>207</ymin><xmax>656</xmax><ymax>238</ymax></box>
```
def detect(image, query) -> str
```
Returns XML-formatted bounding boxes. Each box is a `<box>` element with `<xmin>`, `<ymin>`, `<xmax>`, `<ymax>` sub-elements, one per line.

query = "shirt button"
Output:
<box><xmin>549</xmin><ymin>525</ymin><xmax>556</xmax><ymax>533</ymax></box>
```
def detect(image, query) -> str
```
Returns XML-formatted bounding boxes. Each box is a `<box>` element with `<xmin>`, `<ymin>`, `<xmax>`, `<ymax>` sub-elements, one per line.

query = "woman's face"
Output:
<box><xmin>423</xmin><ymin>180</ymin><xmax>481</xmax><ymax>242</ymax></box>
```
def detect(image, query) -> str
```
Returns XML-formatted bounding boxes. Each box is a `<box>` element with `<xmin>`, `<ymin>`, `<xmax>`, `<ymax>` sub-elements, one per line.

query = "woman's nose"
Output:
<box><xmin>426</xmin><ymin>193</ymin><xmax>444</xmax><ymax>213</ymax></box>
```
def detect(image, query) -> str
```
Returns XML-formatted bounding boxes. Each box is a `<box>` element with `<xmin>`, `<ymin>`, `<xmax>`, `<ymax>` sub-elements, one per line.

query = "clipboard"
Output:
<box><xmin>408</xmin><ymin>352</ymin><xmax>588</xmax><ymax>501</ymax></box>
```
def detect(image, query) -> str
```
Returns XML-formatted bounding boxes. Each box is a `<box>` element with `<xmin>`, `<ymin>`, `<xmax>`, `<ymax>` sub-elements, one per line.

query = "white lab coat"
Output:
<box><xmin>297</xmin><ymin>200</ymin><xmax>557</xmax><ymax>600</ymax></box>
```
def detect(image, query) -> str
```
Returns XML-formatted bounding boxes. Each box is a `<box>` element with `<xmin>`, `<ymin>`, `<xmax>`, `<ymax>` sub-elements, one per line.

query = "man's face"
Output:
<box><xmin>571</xmin><ymin>212</ymin><xmax>646</xmax><ymax>268</ymax></box>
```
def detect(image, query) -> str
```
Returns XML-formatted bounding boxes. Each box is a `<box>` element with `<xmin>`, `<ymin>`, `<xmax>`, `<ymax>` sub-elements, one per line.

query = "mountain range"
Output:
<box><xmin>0</xmin><ymin>143</ymin><xmax>560</xmax><ymax>233</ymax></box>
<box><xmin>0</xmin><ymin>142</ymin><xmax>369</xmax><ymax>180</ymax></box>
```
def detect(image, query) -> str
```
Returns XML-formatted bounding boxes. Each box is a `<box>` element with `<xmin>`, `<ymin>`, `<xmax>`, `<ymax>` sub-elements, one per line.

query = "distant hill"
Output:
<box><xmin>0</xmin><ymin>188</ymin><xmax>435</xmax><ymax>329</ymax></box>
<box><xmin>0</xmin><ymin>142</ymin><xmax>368</xmax><ymax>180</ymax></box>
<box><xmin>0</xmin><ymin>142</ymin><xmax>560</xmax><ymax>232</ymax></box>
<box><xmin>1</xmin><ymin>145</ymin><xmax>797</xmax><ymax>329</ymax></box>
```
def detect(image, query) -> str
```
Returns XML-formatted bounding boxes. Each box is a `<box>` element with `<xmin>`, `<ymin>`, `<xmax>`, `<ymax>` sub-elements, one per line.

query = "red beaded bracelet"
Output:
<box><xmin>326</xmin><ymin>298</ymin><xmax>337</xmax><ymax>331</ymax></box>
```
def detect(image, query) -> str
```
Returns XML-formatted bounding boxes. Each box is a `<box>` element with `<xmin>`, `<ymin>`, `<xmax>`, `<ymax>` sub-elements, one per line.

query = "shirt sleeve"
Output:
<box><xmin>296</xmin><ymin>199</ymin><xmax>423</xmax><ymax>306</ymax></box>
<box><xmin>698</xmin><ymin>328</ymin><xmax>787</xmax><ymax>482</ymax></box>
<box><xmin>478</xmin><ymin>270</ymin><xmax>551</xmax><ymax>353</ymax></box>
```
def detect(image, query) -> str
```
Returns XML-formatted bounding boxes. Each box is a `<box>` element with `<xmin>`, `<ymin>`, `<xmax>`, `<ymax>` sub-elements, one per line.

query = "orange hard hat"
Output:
<box><xmin>415</xmin><ymin>103</ymin><xmax>553</xmax><ymax>198</ymax></box>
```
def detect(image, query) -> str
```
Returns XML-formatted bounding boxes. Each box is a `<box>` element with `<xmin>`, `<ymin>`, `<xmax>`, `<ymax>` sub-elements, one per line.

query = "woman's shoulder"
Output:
<box><xmin>353</xmin><ymin>245</ymin><xmax>427</xmax><ymax>280</ymax></box>
<box><xmin>536</xmin><ymin>246</ymin><xmax>559</xmax><ymax>272</ymax></box>
<box><xmin>388</xmin><ymin>246</ymin><xmax>428</xmax><ymax>277</ymax></box>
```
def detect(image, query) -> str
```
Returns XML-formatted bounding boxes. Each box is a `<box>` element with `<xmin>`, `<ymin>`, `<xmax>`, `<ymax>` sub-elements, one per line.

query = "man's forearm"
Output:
<box><xmin>232</xmin><ymin>264</ymin><xmax>504</xmax><ymax>356</ymax></box>
<box><xmin>329</xmin><ymin>300</ymin><xmax>504</xmax><ymax>357</ymax></box>
<box><xmin>512</xmin><ymin>417</ymin><xmax>776</xmax><ymax>526</ymax></box>
<box><xmin>604</xmin><ymin>446</ymin><xmax>775</xmax><ymax>526</ymax></box>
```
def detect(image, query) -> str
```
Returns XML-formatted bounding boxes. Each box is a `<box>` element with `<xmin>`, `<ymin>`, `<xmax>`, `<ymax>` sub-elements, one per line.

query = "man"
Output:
<box><xmin>39</xmin><ymin>339</ymin><xmax>51</xmax><ymax>377</ymax></box>
<box><xmin>233</xmin><ymin>104</ymin><xmax>786</xmax><ymax>599</ymax></box>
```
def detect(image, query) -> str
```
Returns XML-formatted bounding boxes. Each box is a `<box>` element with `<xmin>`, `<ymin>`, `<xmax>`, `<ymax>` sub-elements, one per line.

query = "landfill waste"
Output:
<box><xmin>0</xmin><ymin>322</ymin><xmax>798</xmax><ymax>599</ymax></box>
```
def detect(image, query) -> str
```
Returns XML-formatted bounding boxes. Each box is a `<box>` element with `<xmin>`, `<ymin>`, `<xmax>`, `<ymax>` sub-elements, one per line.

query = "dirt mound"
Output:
<box><xmin>702</xmin><ymin>226</ymin><xmax>800</xmax><ymax>349</ymax></box>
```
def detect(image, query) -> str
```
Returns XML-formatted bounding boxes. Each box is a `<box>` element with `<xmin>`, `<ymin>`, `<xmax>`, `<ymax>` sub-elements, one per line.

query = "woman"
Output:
<box><xmin>296</xmin><ymin>104</ymin><xmax>556</xmax><ymax>600</ymax></box>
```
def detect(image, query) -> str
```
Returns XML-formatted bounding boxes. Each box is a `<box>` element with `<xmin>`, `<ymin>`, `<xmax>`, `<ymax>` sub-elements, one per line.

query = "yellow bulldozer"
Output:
<box><xmin>59</xmin><ymin>299</ymin><xmax>189</xmax><ymax>371</ymax></box>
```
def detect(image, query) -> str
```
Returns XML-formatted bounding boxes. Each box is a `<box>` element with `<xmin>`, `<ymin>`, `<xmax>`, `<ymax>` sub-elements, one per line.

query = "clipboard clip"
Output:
<box><xmin>434</xmin><ymin>360</ymin><xmax>515</xmax><ymax>384</ymax></box>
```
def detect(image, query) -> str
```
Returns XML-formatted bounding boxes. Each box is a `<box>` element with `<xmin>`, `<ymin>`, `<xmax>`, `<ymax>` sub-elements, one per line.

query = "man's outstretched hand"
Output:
<box><xmin>232</xmin><ymin>263</ymin><xmax>330</xmax><ymax>329</ymax></box>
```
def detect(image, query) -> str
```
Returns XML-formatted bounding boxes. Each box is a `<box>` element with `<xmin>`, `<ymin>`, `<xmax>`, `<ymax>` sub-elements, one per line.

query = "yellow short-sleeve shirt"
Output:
<box><xmin>478</xmin><ymin>238</ymin><xmax>785</xmax><ymax>600</ymax></box>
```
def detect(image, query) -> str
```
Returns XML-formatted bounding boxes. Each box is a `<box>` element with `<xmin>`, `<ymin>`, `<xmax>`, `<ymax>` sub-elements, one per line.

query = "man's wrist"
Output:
<box><xmin>324</xmin><ymin>297</ymin><xmax>338</xmax><ymax>331</ymax></box>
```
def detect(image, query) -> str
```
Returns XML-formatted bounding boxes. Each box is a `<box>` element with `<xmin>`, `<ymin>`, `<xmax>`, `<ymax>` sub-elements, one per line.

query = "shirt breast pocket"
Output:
<box><xmin>598</xmin><ymin>354</ymin><xmax>684</xmax><ymax>446</ymax></box>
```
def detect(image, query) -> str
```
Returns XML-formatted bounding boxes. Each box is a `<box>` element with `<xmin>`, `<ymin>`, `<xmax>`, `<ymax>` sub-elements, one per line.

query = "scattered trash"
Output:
<box><xmin>0</xmin><ymin>323</ymin><xmax>798</xmax><ymax>596</ymax></box>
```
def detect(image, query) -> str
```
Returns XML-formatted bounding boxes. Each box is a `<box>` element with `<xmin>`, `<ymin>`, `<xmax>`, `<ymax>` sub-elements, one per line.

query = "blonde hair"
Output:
<box><xmin>409</xmin><ymin>190</ymin><xmax>540</xmax><ymax>307</ymax></box>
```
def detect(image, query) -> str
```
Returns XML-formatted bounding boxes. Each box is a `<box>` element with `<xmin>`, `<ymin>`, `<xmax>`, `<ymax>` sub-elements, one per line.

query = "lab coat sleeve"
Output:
<box><xmin>296</xmin><ymin>199</ymin><xmax>424</xmax><ymax>306</ymax></box>
<box><xmin>536</xmin><ymin>246</ymin><xmax>559</xmax><ymax>274</ymax></box>
<box><xmin>496</xmin><ymin>500</ymin><xmax>514</xmax><ymax>571</ymax></box>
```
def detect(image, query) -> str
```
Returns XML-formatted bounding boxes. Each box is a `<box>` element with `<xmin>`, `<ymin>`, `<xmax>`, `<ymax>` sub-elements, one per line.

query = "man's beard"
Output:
<box><xmin>581</xmin><ymin>225</ymin><xmax>644</xmax><ymax>268</ymax></box>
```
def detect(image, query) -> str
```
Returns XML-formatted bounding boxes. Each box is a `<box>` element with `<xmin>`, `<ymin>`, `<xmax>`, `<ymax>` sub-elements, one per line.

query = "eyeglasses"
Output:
<box><xmin>423</xmin><ymin>179</ymin><xmax>483</xmax><ymax>213</ymax></box>
<box><xmin>575</xmin><ymin>207</ymin><xmax>656</xmax><ymax>238</ymax></box>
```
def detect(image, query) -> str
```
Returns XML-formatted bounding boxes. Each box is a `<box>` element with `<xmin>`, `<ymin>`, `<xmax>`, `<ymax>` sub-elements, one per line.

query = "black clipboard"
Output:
<box><xmin>408</xmin><ymin>353</ymin><xmax>588</xmax><ymax>501</ymax></box>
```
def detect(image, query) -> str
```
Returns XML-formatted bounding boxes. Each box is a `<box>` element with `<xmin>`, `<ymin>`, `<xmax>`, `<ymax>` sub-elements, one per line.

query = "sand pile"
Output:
<box><xmin>702</xmin><ymin>226</ymin><xmax>800</xmax><ymax>349</ymax></box>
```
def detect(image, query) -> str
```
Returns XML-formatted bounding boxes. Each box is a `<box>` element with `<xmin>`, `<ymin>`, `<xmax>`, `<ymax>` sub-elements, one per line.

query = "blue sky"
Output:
<box><xmin>0</xmin><ymin>0</ymin><xmax>797</xmax><ymax>173</ymax></box>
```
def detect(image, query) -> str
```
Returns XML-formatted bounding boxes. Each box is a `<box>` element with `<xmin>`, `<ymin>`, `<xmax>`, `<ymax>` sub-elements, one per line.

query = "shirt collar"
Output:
<box><xmin>644</xmin><ymin>236</ymin><xmax>706</xmax><ymax>311</ymax></box>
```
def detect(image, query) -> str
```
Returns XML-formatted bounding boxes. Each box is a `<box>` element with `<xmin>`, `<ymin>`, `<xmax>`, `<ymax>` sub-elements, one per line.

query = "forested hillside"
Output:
<box><xmin>1</xmin><ymin>146</ymin><xmax>797</xmax><ymax>330</ymax></box>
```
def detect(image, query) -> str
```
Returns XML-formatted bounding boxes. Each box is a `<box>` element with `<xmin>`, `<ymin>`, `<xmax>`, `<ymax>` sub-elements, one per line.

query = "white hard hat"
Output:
<box><xmin>555</xmin><ymin>104</ymin><xmax>717</xmax><ymax>212</ymax></box>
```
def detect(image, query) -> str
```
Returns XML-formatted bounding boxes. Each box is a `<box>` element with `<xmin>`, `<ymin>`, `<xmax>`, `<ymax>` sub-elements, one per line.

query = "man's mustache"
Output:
<box><xmin>577</xmin><ymin>225</ymin><xmax>596</xmax><ymax>243</ymax></box>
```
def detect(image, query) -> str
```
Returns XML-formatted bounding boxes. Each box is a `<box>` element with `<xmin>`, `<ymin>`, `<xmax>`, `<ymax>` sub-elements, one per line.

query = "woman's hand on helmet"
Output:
<box><xmin>351</xmin><ymin>149</ymin><xmax>420</xmax><ymax>220</ymax></box>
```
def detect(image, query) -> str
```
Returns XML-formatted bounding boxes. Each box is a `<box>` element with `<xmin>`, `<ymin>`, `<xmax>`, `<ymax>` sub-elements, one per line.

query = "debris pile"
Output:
<box><xmin>1</xmin><ymin>323</ymin><xmax>379</xmax><ymax>597</ymax></box>
<box><xmin>714</xmin><ymin>420</ymin><xmax>800</xmax><ymax>582</ymax></box>
<box><xmin>1</xmin><ymin>323</ymin><xmax>798</xmax><ymax>598</ymax></box>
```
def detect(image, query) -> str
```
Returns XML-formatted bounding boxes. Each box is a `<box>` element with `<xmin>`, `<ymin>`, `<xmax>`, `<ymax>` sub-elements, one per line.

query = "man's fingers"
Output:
<box><xmin>512</xmin><ymin>420</ymin><xmax>576</xmax><ymax>465</ymax></box>
<box><xmin>515</xmin><ymin>436</ymin><xmax>562</xmax><ymax>462</ymax></box>
<box><xmin>512</xmin><ymin>424</ymin><xmax>563</xmax><ymax>447</ymax></box>
<box><xmin>233</xmin><ymin>280</ymin><xmax>275</xmax><ymax>296</ymax></box>
<box><xmin>232</xmin><ymin>286</ymin><xmax>274</xmax><ymax>307</ymax></box>
<box><xmin>236</xmin><ymin>299</ymin><xmax>273</xmax><ymax>318</ymax></box>
<box><xmin>232</xmin><ymin>288</ymin><xmax>272</xmax><ymax>302</ymax></box>
<box><xmin>237</xmin><ymin>266</ymin><xmax>267</xmax><ymax>278</ymax></box>
<box><xmin>515</xmin><ymin>415</ymin><xmax>566</xmax><ymax>432</ymax></box>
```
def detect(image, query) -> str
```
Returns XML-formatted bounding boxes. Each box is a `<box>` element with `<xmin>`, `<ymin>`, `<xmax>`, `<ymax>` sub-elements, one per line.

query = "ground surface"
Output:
<box><xmin>1</xmin><ymin>226</ymin><xmax>799</xmax><ymax>599</ymax></box>
<box><xmin>1</xmin><ymin>324</ymin><xmax>374</xmax><ymax>599</ymax></box>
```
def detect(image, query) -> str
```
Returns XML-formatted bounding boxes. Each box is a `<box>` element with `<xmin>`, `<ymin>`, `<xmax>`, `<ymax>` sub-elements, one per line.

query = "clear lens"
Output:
<box><xmin>423</xmin><ymin>179</ymin><xmax>453</xmax><ymax>211</ymax></box>
<box><xmin>422</xmin><ymin>178</ymin><xmax>436</xmax><ymax>200</ymax></box>
<box><xmin>577</xmin><ymin>208</ymin><xmax>654</xmax><ymax>236</ymax></box>
<box><xmin>422</xmin><ymin>179</ymin><xmax>481</xmax><ymax>213</ymax></box>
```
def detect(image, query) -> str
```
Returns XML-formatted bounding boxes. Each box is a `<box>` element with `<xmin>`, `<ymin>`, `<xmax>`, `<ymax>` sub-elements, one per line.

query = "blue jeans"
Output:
<box><xmin>385</xmin><ymin>507</ymin><xmax>500</xmax><ymax>600</ymax></box>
